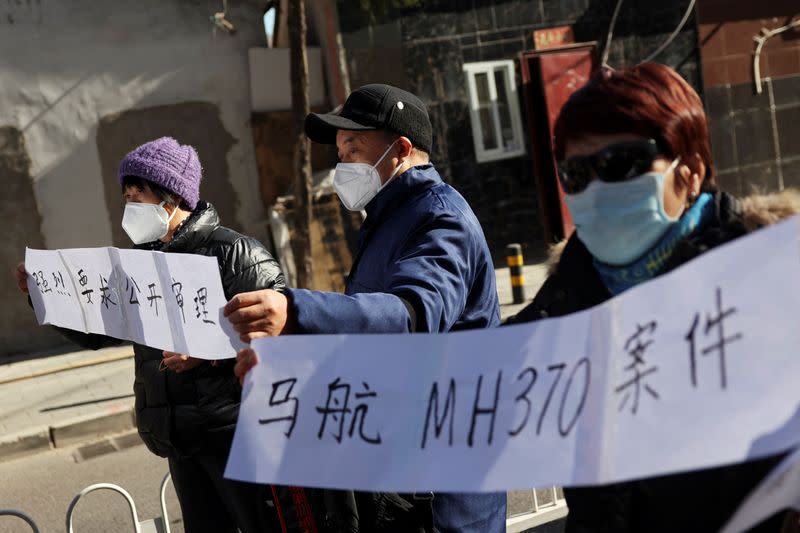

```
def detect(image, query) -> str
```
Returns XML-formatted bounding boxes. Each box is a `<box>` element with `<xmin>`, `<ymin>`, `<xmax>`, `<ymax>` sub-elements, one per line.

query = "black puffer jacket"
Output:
<box><xmin>57</xmin><ymin>202</ymin><xmax>285</xmax><ymax>457</ymax></box>
<box><xmin>507</xmin><ymin>191</ymin><xmax>799</xmax><ymax>533</ymax></box>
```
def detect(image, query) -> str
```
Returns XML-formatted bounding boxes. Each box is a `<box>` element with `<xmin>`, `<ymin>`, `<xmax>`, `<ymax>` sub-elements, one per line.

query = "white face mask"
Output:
<box><xmin>333</xmin><ymin>140</ymin><xmax>404</xmax><ymax>211</ymax></box>
<box><xmin>121</xmin><ymin>201</ymin><xmax>177</xmax><ymax>244</ymax></box>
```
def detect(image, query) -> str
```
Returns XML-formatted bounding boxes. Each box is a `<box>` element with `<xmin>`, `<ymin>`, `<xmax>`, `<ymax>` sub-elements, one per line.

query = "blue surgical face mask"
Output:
<box><xmin>564</xmin><ymin>159</ymin><xmax>682</xmax><ymax>266</ymax></box>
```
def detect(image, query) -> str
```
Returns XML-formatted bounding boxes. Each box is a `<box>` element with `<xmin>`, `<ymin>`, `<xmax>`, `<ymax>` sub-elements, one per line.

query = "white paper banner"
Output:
<box><xmin>225</xmin><ymin>218</ymin><xmax>800</xmax><ymax>492</ymax></box>
<box><xmin>26</xmin><ymin>247</ymin><xmax>244</xmax><ymax>359</ymax></box>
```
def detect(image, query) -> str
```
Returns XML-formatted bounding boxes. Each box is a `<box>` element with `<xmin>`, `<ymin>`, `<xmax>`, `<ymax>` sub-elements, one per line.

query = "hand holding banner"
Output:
<box><xmin>225</xmin><ymin>218</ymin><xmax>800</xmax><ymax>492</ymax></box>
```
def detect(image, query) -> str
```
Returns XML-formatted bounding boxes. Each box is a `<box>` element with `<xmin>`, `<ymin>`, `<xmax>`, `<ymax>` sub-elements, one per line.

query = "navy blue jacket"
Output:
<box><xmin>282</xmin><ymin>164</ymin><xmax>505</xmax><ymax>532</ymax></box>
<box><xmin>286</xmin><ymin>164</ymin><xmax>500</xmax><ymax>334</ymax></box>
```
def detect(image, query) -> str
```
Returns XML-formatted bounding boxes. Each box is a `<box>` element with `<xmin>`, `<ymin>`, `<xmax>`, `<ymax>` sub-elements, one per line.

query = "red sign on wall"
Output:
<box><xmin>533</xmin><ymin>26</ymin><xmax>575</xmax><ymax>50</ymax></box>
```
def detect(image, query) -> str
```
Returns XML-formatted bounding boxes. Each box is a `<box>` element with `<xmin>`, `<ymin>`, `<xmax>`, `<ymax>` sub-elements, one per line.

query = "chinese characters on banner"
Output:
<box><xmin>225</xmin><ymin>218</ymin><xmax>800</xmax><ymax>494</ymax></box>
<box><xmin>25</xmin><ymin>247</ymin><xmax>244</xmax><ymax>359</ymax></box>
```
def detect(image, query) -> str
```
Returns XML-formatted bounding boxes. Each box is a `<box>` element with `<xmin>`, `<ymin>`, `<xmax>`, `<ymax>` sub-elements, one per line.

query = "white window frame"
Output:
<box><xmin>506</xmin><ymin>486</ymin><xmax>568</xmax><ymax>533</ymax></box>
<box><xmin>463</xmin><ymin>60</ymin><xmax>526</xmax><ymax>163</ymax></box>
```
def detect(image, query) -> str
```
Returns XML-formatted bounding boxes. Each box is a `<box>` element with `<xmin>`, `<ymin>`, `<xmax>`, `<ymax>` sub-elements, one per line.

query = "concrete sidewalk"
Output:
<box><xmin>496</xmin><ymin>263</ymin><xmax>549</xmax><ymax>319</ymax></box>
<box><xmin>0</xmin><ymin>263</ymin><xmax>549</xmax><ymax>464</ymax></box>
<box><xmin>0</xmin><ymin>346</ymin><xmax>136</xmax><ymax>462</ymax></box>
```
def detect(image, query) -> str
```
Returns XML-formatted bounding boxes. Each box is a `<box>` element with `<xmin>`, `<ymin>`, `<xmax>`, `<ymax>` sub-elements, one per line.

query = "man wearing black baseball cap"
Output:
<box><xmin>226</xmin><ymin>84</ymin><xmax>506</xmax><ymax>532</ymax></box>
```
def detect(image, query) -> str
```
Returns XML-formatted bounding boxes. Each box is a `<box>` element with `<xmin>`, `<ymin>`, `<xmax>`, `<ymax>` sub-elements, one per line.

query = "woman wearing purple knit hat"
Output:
<box><xmin>17</xmin><ymin>137</ymin><xmax>285</xmax><ymax>533</ymax></box>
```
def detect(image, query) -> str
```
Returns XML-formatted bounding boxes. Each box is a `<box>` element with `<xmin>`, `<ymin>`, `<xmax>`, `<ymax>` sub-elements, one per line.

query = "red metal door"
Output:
<box><xmin>520</xmin><ymin>43</ymin><xmax>597</xmax><ymax>242</ymax></box>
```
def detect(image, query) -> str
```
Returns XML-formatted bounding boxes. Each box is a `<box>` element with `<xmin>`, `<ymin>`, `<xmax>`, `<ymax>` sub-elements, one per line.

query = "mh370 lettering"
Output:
<box><xmin>258</xmin><ymin>357</ymin><xmax>593</xmax><ymax>449</ymax></box>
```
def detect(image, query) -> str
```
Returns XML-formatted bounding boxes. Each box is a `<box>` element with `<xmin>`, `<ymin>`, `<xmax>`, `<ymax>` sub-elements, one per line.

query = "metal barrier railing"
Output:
<box><xmin>506</xmin><ymin>486</ymin><xmax>568</xmax><ymax>533</ymax></box>
<box><xmin>66</xmin><ymin>483</ymin><xmax>143</xmax><ymax>533</ymax></box>
<box><xmin>0</xmin><ymin>509</ymin><xmax>41</xmax><ymax>533</ymax></box>
<box><xmin>159</xmin><ymin>473</ymin><xmax>172</xmax><ymax>533</ymax></box>
<box><xmin>66</xmin><ymin>473</ymin><xmax>174</xmax><ymax>533</ymax></box>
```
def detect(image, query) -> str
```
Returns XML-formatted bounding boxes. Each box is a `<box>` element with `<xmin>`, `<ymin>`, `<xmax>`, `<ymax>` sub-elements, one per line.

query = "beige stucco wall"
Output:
<box><xmin>0</xmin><ymin>0</ymin><xmax>272</xmax><ymax>356</ymax></box>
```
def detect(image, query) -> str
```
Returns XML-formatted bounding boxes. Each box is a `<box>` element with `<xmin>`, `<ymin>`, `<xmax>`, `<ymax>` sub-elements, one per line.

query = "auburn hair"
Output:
<box><xmin>553</xmin><ymin>63</ymin><xmax>716</xmax><ymax>191</ymax></box>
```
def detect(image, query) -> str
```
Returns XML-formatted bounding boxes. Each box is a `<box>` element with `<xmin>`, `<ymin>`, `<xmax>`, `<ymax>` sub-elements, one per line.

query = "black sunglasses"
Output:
<box><xmin>557</xmin><ymin>139</ymin><xmax>664</xmax><ymax>195</ymax></box>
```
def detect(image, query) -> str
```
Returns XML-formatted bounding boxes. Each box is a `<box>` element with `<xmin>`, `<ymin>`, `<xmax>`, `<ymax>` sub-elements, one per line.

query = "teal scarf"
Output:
<box><xmin>594</xmin><ymin>193</ymin><xmax>715</xmax><ymax>295</ymax></box>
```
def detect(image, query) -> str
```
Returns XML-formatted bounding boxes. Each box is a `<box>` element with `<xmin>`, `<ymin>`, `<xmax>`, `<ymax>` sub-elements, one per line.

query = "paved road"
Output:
<box><xmin>0</xmin><ymin>435</ymin><xmax>565</xmax><ymax>533</ymax></box>
<box><xmin>0</xmin><ymin>437</ymin><xmax>184</xmax><ymax>533</ymax></box>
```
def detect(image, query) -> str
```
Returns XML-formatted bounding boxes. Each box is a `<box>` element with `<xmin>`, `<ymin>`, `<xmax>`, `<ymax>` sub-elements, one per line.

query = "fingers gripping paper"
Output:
<box><xmin>225</xmin><ymin>218</ymin><xmax>800</xmax><ymax>492</ymax></box>
<box><xmin>25</xmin><ymin>247</ymin><xmax>244</xmax><ymax>359</ymax></box>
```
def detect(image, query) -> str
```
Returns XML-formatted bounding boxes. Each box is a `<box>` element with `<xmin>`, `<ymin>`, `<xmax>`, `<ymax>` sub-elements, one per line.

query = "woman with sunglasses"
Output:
<box><xmin>508</xmin><ymin>63</ymin><xmax>800</xmax><ymax>532</ymax></box>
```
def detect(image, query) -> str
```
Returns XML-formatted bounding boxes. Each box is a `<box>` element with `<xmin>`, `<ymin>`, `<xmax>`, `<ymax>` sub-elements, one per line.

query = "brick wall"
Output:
<box><xmin>698</xmin><ymin>1</ymin><xmax>800</xmax><ymax>193</ymax></box>
<box><xmin>338</xmin><ymin>0</ymin><xmax>701</xmax><ymax>260</ymax></box>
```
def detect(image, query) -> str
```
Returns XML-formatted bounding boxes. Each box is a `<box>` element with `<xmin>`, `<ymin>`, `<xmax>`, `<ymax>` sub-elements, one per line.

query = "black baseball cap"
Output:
<box><xmin>305</xmin><ymin>84</ymin><xmax>433</xmax><ymax>154</ymax></box>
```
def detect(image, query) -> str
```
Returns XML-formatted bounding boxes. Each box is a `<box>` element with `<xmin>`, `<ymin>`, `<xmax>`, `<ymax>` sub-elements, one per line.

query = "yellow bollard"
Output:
<box><xmin>506</xmin><ymin>243</ymin><xmax>525</xmax><ymax>304</ymax></box>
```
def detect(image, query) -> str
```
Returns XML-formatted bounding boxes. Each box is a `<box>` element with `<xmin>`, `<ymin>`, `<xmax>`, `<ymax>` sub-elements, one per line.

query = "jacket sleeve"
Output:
<box><xmin>287</xmin><ymin>288</ymin><xmax>414</xmax><ymax>334</ymax></box>
<box><xmin>287</xmin><ymin>211</ymin><xmax>472</xmax><ymax>334</ymax></box>
<box><xmin>223</xmin><ymin>236</ymin><xmax>286</xmax><ymax>297</ymax></box>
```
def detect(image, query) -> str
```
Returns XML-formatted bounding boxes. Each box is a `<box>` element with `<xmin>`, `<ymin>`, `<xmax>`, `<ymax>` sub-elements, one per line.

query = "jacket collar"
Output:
<box><xmin>143</xmin><ymin>201</ymin><xmax>220</xmax><ymax>252</ymax></box>
<box><xmin>556</xmin><ymin>191</ymin><xmax>739</xmax><ymax>296</ymax></box>
<box><xmin>363</xmin><ymin>164</ymin><xmax>442</xmax><ymax>226</ymax></box>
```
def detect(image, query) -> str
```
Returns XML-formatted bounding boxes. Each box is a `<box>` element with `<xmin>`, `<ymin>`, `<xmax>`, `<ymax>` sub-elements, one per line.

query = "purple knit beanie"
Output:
<box><xmin>118</xmin><ymin>137</ymin><xmax>202</xmax><ymax>209</ymax></box>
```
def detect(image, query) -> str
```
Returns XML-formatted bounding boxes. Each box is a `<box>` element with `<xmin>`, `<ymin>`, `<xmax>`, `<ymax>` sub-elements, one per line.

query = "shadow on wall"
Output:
<box><xmin>96</xmin><ymin>102</ymin><xmax>240</xmax><ymax>247</ymax></box>
<box><xmin>0</xmin><ymin>126</ymin><xmax>65</xmax><ymax>357</ymax></box>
